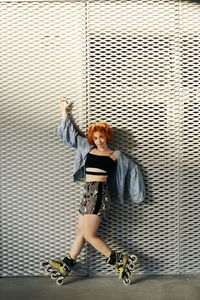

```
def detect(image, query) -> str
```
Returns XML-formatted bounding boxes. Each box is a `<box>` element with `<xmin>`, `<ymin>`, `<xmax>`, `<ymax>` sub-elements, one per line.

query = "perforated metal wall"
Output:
<box><xmin>0</xmin><ymin>0</ymin><xmax>200</xmax><ymax>277</ymax></box>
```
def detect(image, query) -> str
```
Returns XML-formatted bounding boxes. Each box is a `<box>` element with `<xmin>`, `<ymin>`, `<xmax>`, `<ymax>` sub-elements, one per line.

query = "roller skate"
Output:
<box><xmin>106</xmin><ymin>251</ymin><xmax>137</xmax><ymax>286</ymax></box>
<box><xmin>40</xmin><ymin>253</ymin><xmax>76</xmax><ymax>286</ymax></box>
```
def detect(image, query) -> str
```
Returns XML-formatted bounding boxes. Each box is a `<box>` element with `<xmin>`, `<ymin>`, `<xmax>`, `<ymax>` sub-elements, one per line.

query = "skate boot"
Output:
<box><xmin>49</xmin><ymin>253</ymin><xmax>76</xmax><ymax>276</ymax></box>
<box><xmin>106</xmin><ymin>251</ymin><xmax>127</xmax><ymax>279</ymax></box>
<box><xmin>106</xmin><ymin>250</ymin><xmax>137</xmax><ymax>285</ymax></box>
<box><xmin>40</xmin><ymin>253</ymin><xmax>76</xmax><ymax>286</ymax></box>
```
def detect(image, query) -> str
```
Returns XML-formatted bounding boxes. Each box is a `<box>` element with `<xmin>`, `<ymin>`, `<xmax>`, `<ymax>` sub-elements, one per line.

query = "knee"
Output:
<box><xmin>83</xmin><ymin>233</ymin><xmax>96</xmax><ymax>243</ymax></box>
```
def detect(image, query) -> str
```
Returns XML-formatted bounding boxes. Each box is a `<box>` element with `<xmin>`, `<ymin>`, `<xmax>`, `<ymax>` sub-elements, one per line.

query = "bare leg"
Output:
<box><xmin>87</xmin><ymin>235</ymin><xmax>112</xmax><ymax>258</ymax></box>
<box><xmin>69</xmin><ymin>213</ymin><xmax>86</xmax><ymax>260</ymax></box>
<box><xmin>83</xmin><ymin>214</ymin><xmax>112</xmax><ymax>258</ymax></box>
<box><xmin>69</xmin><ymin>232</ymin><xmax>85</xmax><ymax>260</ymax></box>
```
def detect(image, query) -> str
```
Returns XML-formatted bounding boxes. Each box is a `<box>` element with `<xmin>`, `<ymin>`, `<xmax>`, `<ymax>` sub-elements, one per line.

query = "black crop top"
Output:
<box><xmin>85</xmin><ymin>152</ymin><xmax>117</xmax><ymax>176</ymax></box>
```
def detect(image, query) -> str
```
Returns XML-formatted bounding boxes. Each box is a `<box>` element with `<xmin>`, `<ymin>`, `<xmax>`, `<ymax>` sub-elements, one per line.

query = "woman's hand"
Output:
<box><xmin>57</xmin><ymin>96</ymin><xmax>72</xmax><ymax>118</ymax></box>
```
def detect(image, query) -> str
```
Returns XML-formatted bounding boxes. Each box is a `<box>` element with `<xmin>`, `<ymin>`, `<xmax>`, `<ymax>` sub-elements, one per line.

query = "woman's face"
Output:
<box><xmin>93</xmin><ymin>131</ymin><xmax>107</xmax><ymax>148</ymax></box>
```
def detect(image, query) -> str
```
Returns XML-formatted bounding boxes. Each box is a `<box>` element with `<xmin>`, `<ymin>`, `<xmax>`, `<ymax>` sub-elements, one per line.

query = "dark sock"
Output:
<box><xmin>63</xmin><ymin>253</ymin><xmax>76</xmax><ymax>267</ymax></box>
<box><xmin>106</xmin><ymin>251</ymin><xmax>116</xmax><ymax>265</ymax></box>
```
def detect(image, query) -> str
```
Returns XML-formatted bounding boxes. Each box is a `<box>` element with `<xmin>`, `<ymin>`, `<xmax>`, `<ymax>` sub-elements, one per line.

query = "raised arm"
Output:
<box><xmin>54</xmin><ymin>96</ymin><xmax>90</xmax><ymax>150</ymax></box>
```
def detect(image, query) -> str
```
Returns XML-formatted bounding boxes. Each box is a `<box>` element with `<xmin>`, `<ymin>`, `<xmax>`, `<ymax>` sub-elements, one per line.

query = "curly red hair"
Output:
<box><xmin>87</xmin><ymin>121</ymin><xmax>113</xmax><ymax>145</ymax></box>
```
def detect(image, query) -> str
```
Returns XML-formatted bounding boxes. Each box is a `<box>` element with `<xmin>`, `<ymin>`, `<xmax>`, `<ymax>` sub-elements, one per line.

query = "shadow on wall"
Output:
<box><xmin>98</xmin><ymin>195</ymin><xmax>164</xmax><ymax>275</ymax></box>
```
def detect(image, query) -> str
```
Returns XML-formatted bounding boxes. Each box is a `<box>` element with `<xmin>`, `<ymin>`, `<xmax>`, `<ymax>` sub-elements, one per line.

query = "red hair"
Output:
<box><xmin>87</xmin><ymin>122</ymin><xmax>113</xmax><ymax>145</ymax></box>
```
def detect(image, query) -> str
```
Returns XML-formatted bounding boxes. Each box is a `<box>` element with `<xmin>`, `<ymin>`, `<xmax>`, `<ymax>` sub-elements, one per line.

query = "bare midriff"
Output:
<box><xmin>85</xmin><ymin>167</ymin><xmax>108</xmax><ymax>182</ymax></box>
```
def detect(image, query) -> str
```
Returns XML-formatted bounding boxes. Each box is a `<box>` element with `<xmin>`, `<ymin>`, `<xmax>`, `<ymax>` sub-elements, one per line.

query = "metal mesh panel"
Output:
<box><xmin>179</xmin><ymin>0</ymin><xmax>200</xmax><ymax>274</ymax></box>
<box><xmin>0</xmin><ymin>0</ymin><xmax>200</xmax><ymax>277</ymax></box>
<box><xmin>86</xmin><ymin>0</ymin><xmax>181</xmax><ymax>276</ymax></box>
<box><xmin>0</xmin><ymin>0</ymin><xmax>88</xmax><ymax>276</ymax></box>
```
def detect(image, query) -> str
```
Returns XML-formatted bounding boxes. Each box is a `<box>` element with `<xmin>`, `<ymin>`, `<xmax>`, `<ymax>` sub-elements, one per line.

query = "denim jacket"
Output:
<box><xmin>54</xmin><ymin>115</ymin><xmax>146</xmax><ymax>204</ymax></box>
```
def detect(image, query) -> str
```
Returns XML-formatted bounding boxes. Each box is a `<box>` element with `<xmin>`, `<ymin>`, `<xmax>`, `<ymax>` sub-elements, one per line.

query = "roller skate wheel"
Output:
<box><xmin>40</xmin><ymin>260</ymin><xmax>49</xmax><ymax>269</ymax></box>
<box><xmin>56</xmin><ymin>277</ymin><xmax>64</xmax><ymax>286</ymax></box>
<box><xmin>123</xmin><ymin>278</ymin><xmax>131</xmax><ymax>286</ymax></box>
<box><xmin>130</xmin><ymin>255</ymin><xmax>137</xmax><ymax>263</ymax></box>
<box><xmin>46</xmin><ymin>266</ymin><xmax>54</xmax><ymax>274</ymax></box>
<box><xmin>129</xmin><ymin>263</ymin><xmax>135</xmax><ymax>269</ymax></box>
<box><xmin>51</xmin><ymin>271</ymin><xmax>59</xmax><ymax>280</ymax></box>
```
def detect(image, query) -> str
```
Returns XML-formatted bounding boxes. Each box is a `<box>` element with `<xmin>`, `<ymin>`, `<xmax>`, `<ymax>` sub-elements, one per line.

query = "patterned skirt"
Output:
<box><xmin>78</xmin><ymin>181</ymin><xmax>111</xmax><ymax>218</ymax></box>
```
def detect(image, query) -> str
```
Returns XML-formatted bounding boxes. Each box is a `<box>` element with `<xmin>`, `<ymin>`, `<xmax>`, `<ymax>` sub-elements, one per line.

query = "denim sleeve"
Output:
<box><xmin>54</xmin><ymin>115</ymin><xmax>90</xmax><ymax>150</ymax></box>
<box><xmin>126</xmin><ymin>162</ymin><xmax>146</xmax><ymax>203</ymax></box>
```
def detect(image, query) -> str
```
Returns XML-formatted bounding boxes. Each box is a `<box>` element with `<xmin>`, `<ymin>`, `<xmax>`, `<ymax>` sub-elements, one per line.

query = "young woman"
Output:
<box><xmin>45</xmin><ymin>95</ymin><xmax>146</xmax><ymax>284</ymax></box>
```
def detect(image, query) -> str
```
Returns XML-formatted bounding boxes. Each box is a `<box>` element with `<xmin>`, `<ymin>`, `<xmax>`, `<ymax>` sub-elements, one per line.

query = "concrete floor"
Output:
<box><xmin>0</xmin><ymin>275</ymin><xmax>200</xmax><ymax>300</ymax></box>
